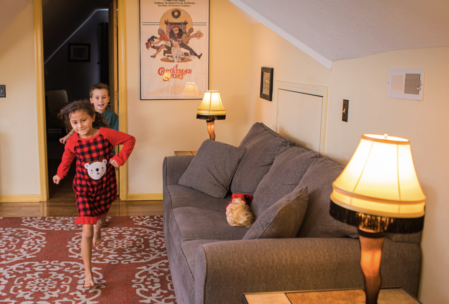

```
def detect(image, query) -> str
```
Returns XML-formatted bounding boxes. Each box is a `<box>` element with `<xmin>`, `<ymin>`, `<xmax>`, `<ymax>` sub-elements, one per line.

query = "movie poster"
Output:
<box><xmin>140</xmin><ymin>0</ymin><xmax>209</xmax><ymax>100</ymax></box>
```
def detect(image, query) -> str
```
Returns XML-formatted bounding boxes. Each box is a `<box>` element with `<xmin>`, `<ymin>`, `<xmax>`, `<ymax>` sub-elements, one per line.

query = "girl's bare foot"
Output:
<box><xmin>84</xmin><ymin>272</ymin><xmax>95</xmax><ymax>288</ymax></box>
<box><xmin>92</xmin><ymin>225</ymin><xmax>102</xmax><ymax>248</ymax></box>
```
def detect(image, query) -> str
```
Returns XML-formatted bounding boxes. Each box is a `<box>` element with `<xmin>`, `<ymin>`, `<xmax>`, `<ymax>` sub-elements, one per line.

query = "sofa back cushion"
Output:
<box><xmin>243</xmin><ymin>187</ymin><xmax>308</xmax><ymax>239</ymax></box>
<box><xmin>296</xmin><ymin>156</ymin><xmax>422</xmax><ymax>243</ymax></box>
<box><xmin>296</xmin><ymin>157</ymin><xmax>359</xmax><ymax>238</ymax></box>
<box><xmin>178</xmin><ymin>140</ymin><xmax>246</xmax><ymax>198</ymax></box>
<box><xmin>231</xmin><ymin>123</ymin><xmax>290</xmax><ymax>195</ymax></box>
<box><xmin>250</xmin><ymin>147</ymin><xmax>318</xmax><ymax>218</ymax></box>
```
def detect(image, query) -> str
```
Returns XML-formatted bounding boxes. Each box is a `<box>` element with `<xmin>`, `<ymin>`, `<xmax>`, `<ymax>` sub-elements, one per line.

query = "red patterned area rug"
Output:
<box><xmin>0</xmin><ymin>216</ymin><xmax>177</xmax><ymax>304</ymax></box>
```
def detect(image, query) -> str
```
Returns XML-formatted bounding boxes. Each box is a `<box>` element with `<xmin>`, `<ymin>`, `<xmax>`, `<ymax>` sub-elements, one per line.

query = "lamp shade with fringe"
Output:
<box><xmin>330</xmin><ymin>134</ymin><xmax>425</xmax><ymax>233</ymax></box>
<box><xmin>196</xmin><ymin>90</ymin><xmax>226</xmax><ymax>120</ymax></box>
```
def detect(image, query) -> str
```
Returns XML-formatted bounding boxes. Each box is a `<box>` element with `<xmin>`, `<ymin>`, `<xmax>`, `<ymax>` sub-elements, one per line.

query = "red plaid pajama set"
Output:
<box><xmin>57</xmin><ymin>128</ymin><xmax>136</xmax><ymax>225</ymax></box>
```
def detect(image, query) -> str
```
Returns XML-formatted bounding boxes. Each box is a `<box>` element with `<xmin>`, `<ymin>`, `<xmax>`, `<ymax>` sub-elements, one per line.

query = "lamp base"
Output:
<box><xmin>206</xmin><ymin>119</ymin><xmax>215</xmax><ymax>141</ymax></box>
<box><xmin>358</xmin><ymin>228</ymin><xmax>385</xmax><ymax>304</ymax></box>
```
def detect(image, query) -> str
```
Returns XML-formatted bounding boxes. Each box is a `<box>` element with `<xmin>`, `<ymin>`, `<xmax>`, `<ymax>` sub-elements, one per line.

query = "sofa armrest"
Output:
<box><xmin>163</xmin><ymin>155</ymin><xmax>195</xmax><ymax>187</ymax></box>
<box><xmin>194</xmin><ymin>238</ymin><xmax>421</xmax><ymax>304</ymax></box>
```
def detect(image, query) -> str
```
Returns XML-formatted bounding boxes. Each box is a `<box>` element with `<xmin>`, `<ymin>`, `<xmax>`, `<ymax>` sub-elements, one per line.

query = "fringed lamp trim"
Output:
<box><xmin>196</xmin><ymin>115</ymin><xmax>226</xmax><ymax>120</ymax></box>
<box><xmin>330</xmin><ymin>201</ymin><xmax>424</xmax><ymax>234</ymax></box>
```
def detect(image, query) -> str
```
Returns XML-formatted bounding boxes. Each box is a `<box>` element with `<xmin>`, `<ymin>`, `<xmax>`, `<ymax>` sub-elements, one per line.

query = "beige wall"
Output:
<box><xmin>246</xmin><ymin>23</ymin><xmax>449</xmax><ymax>303</ymax></box>
<box><xmin>125</xmin><ymin>0</ymin><xmax>250</xmax><ymax>195</ymax></box>
<box><xmin>0</xmin><ymin>3</ymin><xmax>41</xmax><ymax>196</ymax></box>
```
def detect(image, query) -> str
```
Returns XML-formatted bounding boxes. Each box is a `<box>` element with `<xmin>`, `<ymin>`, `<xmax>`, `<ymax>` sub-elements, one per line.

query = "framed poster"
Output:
<box><xmin>260</xmin><ymin>67</ymin><xmax>273</xmax><ymax>101</ymax></box>
<box><xmin>68</xmin><ymin>44</ymin><xmax>90</xmax><ymax>62</ymax></box>
<box><xmin>140</xmin><ymin>0</ymin><xmax>209</xmax><ymax>100</ymax></box>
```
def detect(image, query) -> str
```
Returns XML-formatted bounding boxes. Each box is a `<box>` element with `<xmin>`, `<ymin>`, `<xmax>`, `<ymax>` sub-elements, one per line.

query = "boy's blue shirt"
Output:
<box><xmin>102</xmin><ymin>109</ymin><xmax>118</xmax><ymax>131</ymax></box>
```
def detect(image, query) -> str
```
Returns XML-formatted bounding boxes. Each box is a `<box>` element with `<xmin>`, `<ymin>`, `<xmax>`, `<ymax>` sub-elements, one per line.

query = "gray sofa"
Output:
<box><xmin>163</xmin><ymin>123</ymin><xmax>422</xmax><ymax>304</ymax></box>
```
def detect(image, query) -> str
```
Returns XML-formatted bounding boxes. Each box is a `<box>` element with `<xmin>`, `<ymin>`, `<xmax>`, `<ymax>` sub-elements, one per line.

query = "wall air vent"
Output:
<box><xmin>388</xmin><ymin>68</ymin><xmax>424</xmax><ymax>100</ymax></box>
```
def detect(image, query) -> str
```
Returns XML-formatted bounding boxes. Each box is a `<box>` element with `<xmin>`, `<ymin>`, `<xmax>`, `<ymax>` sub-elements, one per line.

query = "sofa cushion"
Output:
<box><xmin>251</xmin><ymin>147</ymin><xmax>318</xmax><ymax>218</ymax></box>
<box><xmin>171</xmin><ymin>207</ymin><xmax>249</xmax><ymax>242</ymax></box>
<box><xmin>165</xmin><ymin>185</ymin><xmax>231</xmax><ymax>212</ymax></box>
<box><xmin>231</xmin><ymin>123</ymin><xmax>290</xmax><ymax>195</ymax></box>
<box><xmin>179</xmin><ymin>139</ymin><xmax>246</xmax><ymax>198</ymax></box>
<box><xmin>243</xmin><ymin>187</ymin><xmax>308</xmax><ymax>239</ymax></box>
<box><xmin>296</xmin><ymin>157</ymin><xmax>358</xmax><ymax>238</ymax></box>
<box><xmin>181</xmin><ymin>240</ymin><xmax>222</xmax><ymax>278</ymax></box>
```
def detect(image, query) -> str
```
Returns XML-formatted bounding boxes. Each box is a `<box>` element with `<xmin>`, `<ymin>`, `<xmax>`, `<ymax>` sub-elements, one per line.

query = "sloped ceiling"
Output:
<box><xmin>0</xmin><ymin>0</ymin><xmax>31</xmax><ymax>36</ymax></box>
<box><xmin>230</xmin><ymin>0</ymin><xmax>449</xmax><ymax>69</ymax></box>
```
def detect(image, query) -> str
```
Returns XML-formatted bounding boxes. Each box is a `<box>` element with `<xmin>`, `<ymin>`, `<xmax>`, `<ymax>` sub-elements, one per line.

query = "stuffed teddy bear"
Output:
<box><xmin>226</xmin><ymin>194</ymin><xmax>254</xmax><ymax>228</ymax></box>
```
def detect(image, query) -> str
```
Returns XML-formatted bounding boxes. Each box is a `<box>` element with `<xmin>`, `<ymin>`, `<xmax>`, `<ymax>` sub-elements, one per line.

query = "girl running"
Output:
<box><xmin>53</xmin><ymin>99</ymin><xmax>135</xmax><ymax>288</ymax></box>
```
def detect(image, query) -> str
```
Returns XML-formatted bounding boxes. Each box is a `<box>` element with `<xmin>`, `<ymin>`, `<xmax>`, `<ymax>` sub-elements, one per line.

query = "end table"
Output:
<box><xmin>174</xmin><ymin>151</ymin><xmax>197</xmax><ymax>156</ymax></box>
<box><xmin>243</xmin><ymin>287</ymin><xmax>421</xmax><ymax>304</ymax></box>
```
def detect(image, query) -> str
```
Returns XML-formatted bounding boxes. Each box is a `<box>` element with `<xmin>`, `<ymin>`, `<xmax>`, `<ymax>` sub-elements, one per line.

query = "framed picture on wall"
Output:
<box><xmin>68</xmin><ymin>44</ymin><xmax>90</xmax><ymax>62</ymax></box>
<box><xmin>260</xmin><ymin>67</ymin><xmax>274</xmax><ymax>101</ymax></box>
<box><xmin>140</xmin><ymin>0</ymin><xmax>210</xmax><ymax>100</ymax></box>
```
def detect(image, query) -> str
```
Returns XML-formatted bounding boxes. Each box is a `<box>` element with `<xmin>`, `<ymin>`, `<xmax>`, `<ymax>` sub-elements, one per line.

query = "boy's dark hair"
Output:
<box><xmin>89</xmin><ymin>83</ymin><xmax>110</xmax><ymax>97</ymax></box>
<box><xmin>58</xmin><ymin>99</ymin><xmax>109</xmax><ymax>131</ymax></box>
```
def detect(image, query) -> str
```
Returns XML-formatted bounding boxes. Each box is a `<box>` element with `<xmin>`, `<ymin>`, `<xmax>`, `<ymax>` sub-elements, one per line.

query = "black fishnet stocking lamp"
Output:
<box><xmin>196</xmin><ymin>90</ymin><xmax>226</xmax><ymax>141</ymax></box>
<box><xmin>330</xmin><ymin>134</ymin><xmax>426</xmax><ymax>304</ymax></box>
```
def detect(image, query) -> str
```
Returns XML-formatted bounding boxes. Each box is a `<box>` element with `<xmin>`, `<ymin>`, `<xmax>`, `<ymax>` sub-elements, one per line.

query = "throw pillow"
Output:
<box><xmin>295</xmin><ymin>157</ymin><xmax>359</xmax><ymax>239</ymax></box>
<box><xmin>178</xmin><ymin>139</ymin><xmax>246</xmax><ymax>198</ymax></box>
<box><xmin>250</xmin><ymin>147</ymin><xmax>318</xmax><ymax>218</ymax></box>
<box><xmin>243</xmin><ymin>186</ymin><xmax>308</xmax><ymax>239</ymax></box>
<box><xmin>230</xmin><ymin>123</ymin><xmax>290</xmax><ymax>195</ymax></box>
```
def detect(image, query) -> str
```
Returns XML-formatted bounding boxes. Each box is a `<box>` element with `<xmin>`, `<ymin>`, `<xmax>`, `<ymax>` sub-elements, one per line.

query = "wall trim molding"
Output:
<box><xmin>229</xmin><ymin>0</ymin><xmax>333</xmax><ymax>69</ymax></box>
<box><xmin>0</xmin><ymin>195</ymin><xmax>41</xmax><ymax>203</ymax></box>
<box><xmin>33</xmin><ymin>0</ymin><xmax>49</xmax><ymax>201</ymax></box>
<box><xmin>126</xmin><ymin>193</ymin><xmax>163</xmax><ymax>201</ymax></box>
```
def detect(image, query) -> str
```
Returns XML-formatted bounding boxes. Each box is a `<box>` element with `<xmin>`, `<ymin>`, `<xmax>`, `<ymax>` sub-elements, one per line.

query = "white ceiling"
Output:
<box><xmin>0</xmin><ymin>0</ymin><xmax>31</xmax><ymax>36</ymax></box>
<box><xmin>230</xmin><ymin>0</ymin><xmax>449</xmax><ymax>69</ymax></box>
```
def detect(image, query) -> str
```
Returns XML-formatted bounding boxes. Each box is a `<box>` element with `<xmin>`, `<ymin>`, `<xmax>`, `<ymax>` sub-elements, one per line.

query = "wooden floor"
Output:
<box><xmin>0</xmin><ymin>200</ymin><xmax>163</xmax><ymax>217</ymax></box>
<box><xmin>0</xmin><ymin>158</ymin><xmax>163</xmax><ymax>218</ymax></box>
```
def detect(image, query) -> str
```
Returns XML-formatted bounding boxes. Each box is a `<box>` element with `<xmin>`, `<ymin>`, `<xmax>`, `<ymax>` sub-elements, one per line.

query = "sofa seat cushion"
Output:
<box><xmin>170</xmin><ymin>207</ymin><xmax>249</xmax><ymax>243</ymax></box>
<box><xmin>296</xmin><ymin>157</ymin><xmax>358</xmax><ymax>238</ymax></box>
<box><xmin>244</xmin><ymin>187</ymin><xmax>308</xmax><ymax>239</ymax></box>
<box><xmin>165</xmin><ymin>185</ymin><xmax>231</xmax><ymax>212</ymax></box>
<box><xmin>179</xmin><ymin>139</ymin><xmax>246</xmax><ymax>198</ymax></box>
<box><xmin>181</xmin><ymin>240</ymin><xmax>222</xmax><ymax>278</ymax></box>
<box><xmin>231</xmin><ymin>123</ymin><xmax>290</xmax><ymax>195</ymax></box>
<box><xmin>251</xmin><ymin>147</ymin><xmax>318</xmax><ymax>218</ymax></box>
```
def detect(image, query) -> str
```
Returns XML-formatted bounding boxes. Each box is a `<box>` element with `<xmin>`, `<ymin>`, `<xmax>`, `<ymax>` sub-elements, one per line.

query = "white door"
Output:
<box><xmin>277</xmin><ymin>89</ymin><xmax>324</xmax><ymax>153</ymax></box>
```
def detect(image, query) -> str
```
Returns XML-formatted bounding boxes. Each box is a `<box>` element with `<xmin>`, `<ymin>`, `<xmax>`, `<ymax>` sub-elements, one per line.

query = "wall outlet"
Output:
<box><xmin>342</xmin><ymin>99</ymin><xmax>349</xmax><ymax>122</ymax></box>
<box><xmin>0</xmin><ymin>85</ymin><xmax>5</xmax><ymax>98</ymax></box>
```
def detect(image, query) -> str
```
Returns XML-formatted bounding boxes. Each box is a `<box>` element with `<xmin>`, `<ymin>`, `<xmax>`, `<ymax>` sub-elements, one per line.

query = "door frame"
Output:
<box><xmin>34</xmin><ymin>0</ymin><xmax>128</xmax><ymax>201</ymax></box>
<box><xmin>34</xmin><ymin>0</ymin><xmax>48</xmax><ymax>201</ymax></box>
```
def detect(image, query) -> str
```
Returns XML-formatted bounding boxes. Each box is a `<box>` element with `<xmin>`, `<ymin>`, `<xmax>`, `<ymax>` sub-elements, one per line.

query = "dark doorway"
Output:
<box><xmin>43</xmin><ymin>0</ymin><xmax>116</xmax><ymax>200</ymax></box>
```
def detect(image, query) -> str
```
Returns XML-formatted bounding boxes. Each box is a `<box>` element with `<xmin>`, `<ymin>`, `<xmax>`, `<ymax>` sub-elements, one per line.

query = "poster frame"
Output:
<box><xmin>139</xmin><ymin>0</ymin><xmax>210</xmax><ymax>100</ymax></box>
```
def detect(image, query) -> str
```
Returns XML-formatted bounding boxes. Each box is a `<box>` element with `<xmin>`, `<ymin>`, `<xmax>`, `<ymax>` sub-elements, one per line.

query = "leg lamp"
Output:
<box><xmin>206</xmin><ymin>119</ymin><xmax>215</xmax><ymax>141</ymax></box>
<box><xmin>196</xmin><ymin>90</ymin><xmax>226</xmax><ymax>141</ymax></box>
<box><xmin>329</xmin><ymin>134</ymin><xmax>426</xmax><ymax>304</ymax></box>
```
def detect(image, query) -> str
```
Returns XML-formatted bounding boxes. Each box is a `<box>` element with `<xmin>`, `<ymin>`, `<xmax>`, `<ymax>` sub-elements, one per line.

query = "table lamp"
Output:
<box><xmin>196</xmin><ymin>90</ymin><xmax>226</xmax><ymax>140</ymax></box>
<box><xmin>183</xmin><ymin>82</ymin><xmax>201</xmax><ymax>97</ymax></box>
<box><xmin>330</xmin><ymin>134</ymin><xmax>425</xmax><ymax>304</ymax></box>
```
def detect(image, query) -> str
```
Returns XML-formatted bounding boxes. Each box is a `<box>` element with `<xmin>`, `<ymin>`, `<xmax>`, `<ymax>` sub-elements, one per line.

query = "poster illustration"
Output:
<box><xmin>140</xmin><ymin>0</ymin><xmax>209</xmax><ymax>100</ymax></box>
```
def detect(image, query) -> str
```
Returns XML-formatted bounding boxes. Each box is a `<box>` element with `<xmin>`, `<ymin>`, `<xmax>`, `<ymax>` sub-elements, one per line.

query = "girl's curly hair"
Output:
<box><xmin>58</xmin><ymin>99</ymin><xmax>109</xmax><ymax>132</ymax></box>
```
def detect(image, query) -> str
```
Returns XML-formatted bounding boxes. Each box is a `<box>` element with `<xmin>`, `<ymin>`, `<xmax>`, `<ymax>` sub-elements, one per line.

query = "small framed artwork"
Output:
<box><xmin>68</xmin><ymin>44</ymin><xmax>90</xmax><ymax>62</ymax></box>
<box><xmin>260</xmin><ymin>67</ymin><xmax>274</xmax><ymax>101</ymax></box>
